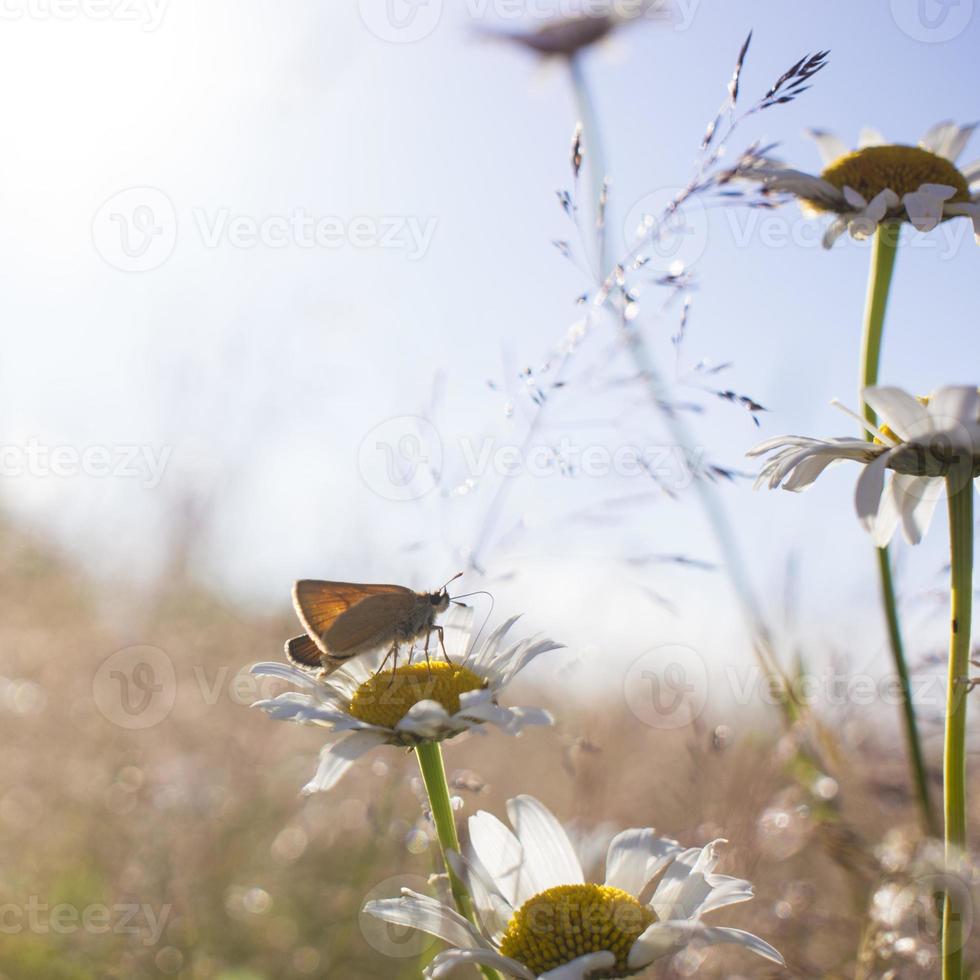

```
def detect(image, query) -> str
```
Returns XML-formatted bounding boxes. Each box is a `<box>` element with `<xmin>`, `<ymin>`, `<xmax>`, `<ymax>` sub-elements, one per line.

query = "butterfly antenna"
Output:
<box><xmin>450</xmin><ymin>590</ymin><xmax>495</xmax><ymax>665</ymax></box>
<box><xmin>440</xmin><ymin>571</ymin><xmax>464</xmax><ymax>593</ymax></box>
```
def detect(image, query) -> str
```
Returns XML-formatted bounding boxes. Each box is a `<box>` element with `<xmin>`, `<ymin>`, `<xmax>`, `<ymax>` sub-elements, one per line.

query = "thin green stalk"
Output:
<box><xmin>942</xmin><ymin>477</ymin><xmax>973</xmax><ymax>980</ymax></box>
<box><xmin>858</xmin><ymin>222</ymin><xmax>935</xmax><ymax>835</ymax></box>
<box><xmin>415</xmin><ymin>742</ymin><xmax>502</xmax><ymax>980</ymax></box>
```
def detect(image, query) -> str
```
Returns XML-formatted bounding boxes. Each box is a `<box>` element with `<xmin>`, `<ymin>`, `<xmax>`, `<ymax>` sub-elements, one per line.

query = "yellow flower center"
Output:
<box><xmin>499</xmin><ymin>884</ymin><xmax>655</xmax><ymax>978</ymax></box>
<box><xmin>347</xmin><ymin>661</ymin><xmax>487</xmax><ymax>728</ymax></box>
<box><xmin>820</xmin><ymin>145</ymin><xmax>969</xmax><ymax>205</ymax></box>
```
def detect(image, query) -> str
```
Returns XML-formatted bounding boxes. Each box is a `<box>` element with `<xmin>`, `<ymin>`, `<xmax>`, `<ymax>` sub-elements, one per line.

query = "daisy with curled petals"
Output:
<box><xmin>749</xmin><ymin>385</ymin><xmax>980</xmax><ymax>548</ymax></box>
<box><xmin>752</xmin><ymin>384</ymin><xmax>979</xmax><ymax>977</ymax></box>
<box><xmin>250</xmin><ymin>605</ymin><xmax>561</xmax><ymax>794</ymax></box>
<box><xmin>745</xmin><ymin>120</ymin><xmax>980</xmax><ymax>247</ymax></box>
<box><xmin>364</xmin><ymin>794</ymin><xmax>784</xmax><ymax>979</ymax></box>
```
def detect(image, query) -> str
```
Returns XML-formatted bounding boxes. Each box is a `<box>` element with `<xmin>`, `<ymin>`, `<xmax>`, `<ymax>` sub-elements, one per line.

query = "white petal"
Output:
<box><xmin>302</xmin><ymin>730</ymin><xmax>386</xmax><ymax>794</ymax></box>
<box><xmin>863</xmin><ymin>387</ymin><xmax>932</xmax><ymax>441</ymax></box>
<box><xmin>694</xmin><ymin>874</ymin><xmax>755</xmax><ymax>915</ymax></box>
<box><xmin>469</xmin><ymin>810</ymin><xmax>525</xmax><ymax>907</ymax></box>
<box><xmin>927</xmin><ymin>385</ymin><xmax>980</xmax><ymax>432</ymax></box>
<box><xmin>363</xmin><ymin>889</ymin><xmax>486</xmax><ymax>950</ymax></box>
<box><xmin>492</xmin><ymin>639</ymin><xmax>565</xmax><ymax>687</ymax></box>
<box><xmin>869</xmin><ymin>470</ymin><xmax>903</xmax><ymax>549</ymax></box>
<box><xmin>805</xmin><ymin>128</ymin><xmax>848</xmax><ymax>167</ymax></box>
<box><xmin>944</xmin><ymin>201</ymin><xmax>980</xmax><ymax>244</ymax></box>
<box><xmin>894</xmin><ymin>474</ymin><xmax>943</xmax><ymax>545</ymax></box>
<box><xmin>920</xmin><ymin>120</ymin><xmax>977</xmax><ymax>162</ymax></box>
<box><xmin>456</xmin><ymin>696</ymin><xmax>553</xmax><ymax>735</ymax></box>
<box><xmin>854</xmin><ymin>452</ymin><xmax>893</xmax><ymax>542</ymax></box>
<box><xmin>540</xmin><ymin>951</ymin><xmax>617</xmax><ymax>979</ymax></box>
<box><xmin>822</xmin><ymin>215</ymin><xmax>849</xmax><ymax>248</ymax></box>
<box><xmin>858</xmin><ymin>126</ymin><xmax>886</xmax><ymax>148</ymax></box>
<box><xmin>506</xmin><ymin>795</ymin><xmax>584</xmax><ymax>903</ymax></box>
<box><xmin>962</xmin><ymin>159</ymin><xmax>980</xmax><ymax>184</ymax></box>
<box><xmin>442</xmin><ymin>604</ymin><xmax>476</xmax><ymax>661</ymax></box>
<box><xmin>650</xmin><ymin>842</ymin><xmax>723</xmax><ymax>920</ymax></box>
<box><xmin>903</xmin><ymin>183</ymin><xmax>957</xmax><ymax>232</ymax></box>
<box><xmin>249</xmin><ymin>661</ymin><xmax>320</xmax><ymax>688</ymax></box>
<box><xmin>842</xmin><ymin>185</ymin><xmax>868</xmax><ymax>209</ymax></box>
<box><xmin>396</xmin><ymin>699</ymin><xmax>454</xmax><ymax>737</ymax></box>
<box><xmin>629</xmin><ymin>921</ymin><xmax>784</xmax><ymax>968</ymax></box>
<box><xmin>447</xmin><ymin>850</ymin><xmax>513</xmax><ymax>941</ymax></box>
<box><xmin>604</xmin><ymin>829</ymin><xmax>682</xmax><ymax>897</ymax></box>
<box><xmin>425</xmin><ymin>947</ymin><xmax>534</xmax><ymax>980</ymax></box>
<box><xmin>251</xmin><ymin>692</ymin><xmax>369</xmax><ymax>730</ymax></box>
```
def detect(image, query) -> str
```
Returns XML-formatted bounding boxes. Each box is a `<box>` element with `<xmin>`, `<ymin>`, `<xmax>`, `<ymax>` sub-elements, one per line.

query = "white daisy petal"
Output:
<box><xmin>469</xmin><ymin>810</ymin><xmax>525</xmax><ymax>907</ymax></box>
<box><xmin>396</xmin><ymin>699</ymin><xmax>455</xmax><ymax>737</ymax></box>
<box><xmin>928</xmin><ymin>385</ymin><xmax>980</xmax><ymax>434</ymax></box>
<box><xmin>301</xmin><ymin>730</ymin><xmax>386</xmax><ymax>794</ymax></box>
<box><xmin>920</xmin><ymin>120</ymin><xmax>977</xmax><ymax>162</ymax></box>
<box><xmin>894</xmin><ymin>474</ymin><xmax>944</xmax><ymax>545</ymax></box>
<box><xmin>447</xmin><ymin>850</ymin><xmax>513</xmax><ymax>941</ymax></box>
<box><xmin>944</xmin><ymin>201</ymin><xmax>980</xmax><ymax>243</ymax></box>
<box><xmin>364</xmin><ymin>890</ymin><xmax>486</xmax><ymax>950</ymax></box>
<box><xmin>539</xmin><ymin>951</ymin><xmax>617</xmax><ymax>979</ymax></box>
<box><xmin>250</xmin><ymin>661</ymin><xmax>320</xmax><ymax>688</ymax></box>
<box><xmin>694</xmin><ymin>874</ymin><xmax>755</xmax><ymax>915</ymax></box>
<box><xmin>806</xmin><ymin>128</ymin><xmax>848</xmax><ymax>167</ymax></box>
<box><xmin>903</xmin><ymin>183</ymin><xmax>957</xmax><ymax>232</ymax></box>
<box><xmin>604</xmin><ymin>828</ymin><xmax>682</xmax><ymax>897</ymax></box>
<box><xmin>869</xmin><ymin>470</ymin><xmax>903</xmax><ymax>549</ymax></box>
<box><xmin>863</xmin><ymin>386</ymin><xmax>933</xmax><ymax>441</ymax></box>
<box><xmin>506</xmin><ymin>795</ymin><xmax>585</xmax><ymax>902</ymax></box>
<box><xmin>425</xmin><ymin>948</ymin><xmax>534</xmax><ymax>980</ymax></box>
<box><xmin>822</xmin><ymin>215</ymin><xmax>849</xmax><ymax>248</ymax></box>
<box><xmin>650</xmin><ymin>841</ymin><xmax>724</xmax><ymax>920</ymax></box>
<box><xmin>858</xmin><ymin>126</ymin><xmax>886</xmax><ymax>148</ymax></box>
<box><xmin>854</xmin><ymin>451</ymin><xmax>893</xmax><ymax>540</ymax></box>
<box><xmin>629</xmin><ymin>921</ymin><xmax>785</xmax><ymax>968</ymax></box>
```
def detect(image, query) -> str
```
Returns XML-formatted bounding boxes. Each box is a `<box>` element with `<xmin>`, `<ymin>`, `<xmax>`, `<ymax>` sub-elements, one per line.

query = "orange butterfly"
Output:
<box><xmin>285</xmin><ymin>574</ymin><xmax>462</xmax><ymax>675</ymax></box>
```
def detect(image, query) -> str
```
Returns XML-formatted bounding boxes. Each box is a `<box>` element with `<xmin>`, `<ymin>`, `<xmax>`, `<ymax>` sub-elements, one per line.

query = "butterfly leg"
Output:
<box><xmin>435</xmin><ymin>626</ymin><xmax>450</xmax><ymax>664</ymax></box>
<box><xmin>422</xmin><ymin>629</ymin><xmax>433</xmax><ymax>676</ymax></box>
<box><xmin>374</xmin><ymin>641</ymin><xmax>399</xmax><ymax>684</ymax></box>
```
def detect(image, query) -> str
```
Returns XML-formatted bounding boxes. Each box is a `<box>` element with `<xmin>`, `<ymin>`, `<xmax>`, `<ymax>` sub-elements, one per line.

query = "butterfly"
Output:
<box><xmin>284</xmin><ymin>574</ymin><xmax>463</xmax><ymax>675</ymax></box>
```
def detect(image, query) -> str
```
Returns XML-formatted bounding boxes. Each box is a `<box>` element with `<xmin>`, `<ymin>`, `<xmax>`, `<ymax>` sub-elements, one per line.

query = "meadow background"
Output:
<box><xmin>1</xmin><ymin>1</ymin><xmax>979</xmax><ymax>977</ymax></box>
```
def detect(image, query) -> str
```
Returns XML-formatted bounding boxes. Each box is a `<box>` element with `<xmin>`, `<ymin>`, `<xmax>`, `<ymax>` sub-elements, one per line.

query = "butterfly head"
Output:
<box><xmin>428</xmin><ymin>589</ymin><xmax>451</xmax><ymax>613</ymax></box>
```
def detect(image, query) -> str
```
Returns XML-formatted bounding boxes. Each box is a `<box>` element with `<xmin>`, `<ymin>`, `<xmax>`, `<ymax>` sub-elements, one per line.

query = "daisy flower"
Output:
<box><xmin>749</xmin><ymin>385</ymin><xmax>980</xmax><ymax>547</ymax></box>
<box><xmin>250</xmin><ymin>607</ymin><xmax>561</xmax><ymax>793</ymax></box>
<box><xmin>364</xmin><ymin>795</ymin><xmax>783</xmax><ymax>978</ymax></box>
<box><xmin>744</xmin><ymin>120</ymin><xmax>980</xmax><ymax>247</ymax></box>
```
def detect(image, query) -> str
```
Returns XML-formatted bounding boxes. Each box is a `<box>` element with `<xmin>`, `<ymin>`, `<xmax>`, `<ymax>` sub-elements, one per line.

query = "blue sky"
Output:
<box><xmin>1</xmin><ymin>0</ymin><xmax>977</xmax><ymax>697</ymax></box>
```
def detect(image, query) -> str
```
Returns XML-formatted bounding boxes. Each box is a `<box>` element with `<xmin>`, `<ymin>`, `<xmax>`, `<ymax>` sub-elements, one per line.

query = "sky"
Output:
<box><xmin>1</xmin><ymin>0</ymin><xmax>978</xmax><ymax>702</ymax></box>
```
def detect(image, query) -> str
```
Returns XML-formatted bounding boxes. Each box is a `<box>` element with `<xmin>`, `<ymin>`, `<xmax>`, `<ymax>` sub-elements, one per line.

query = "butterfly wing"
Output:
<box><xmin>284</xmin><ymin>633</ymin><xmax>324</xmax><ymax>669</ymax></box>
<box><xmin>292</xmin><ymin>581</ymin><xmax>414</xmax><ymax>656</ymax></box>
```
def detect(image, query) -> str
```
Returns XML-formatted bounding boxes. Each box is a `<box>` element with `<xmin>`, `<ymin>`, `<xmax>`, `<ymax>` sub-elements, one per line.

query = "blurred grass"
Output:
<box><xmin>0</xmin><ymin>522</ymin><xmax>970</xmax><ymax>979</ymax></box>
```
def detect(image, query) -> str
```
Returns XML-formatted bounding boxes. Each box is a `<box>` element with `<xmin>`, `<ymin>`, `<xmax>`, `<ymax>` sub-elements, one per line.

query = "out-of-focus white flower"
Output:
<box><xmin>364</xmin><ymin>795</ymin><xmax>783</xmax><ymax>978</ymax></box>
<box><xmin>250</xmin><ymin>607</ymin><xmax>561</xmax><ymax>793</ymax></box>
<box><xmin>750</xmin><ymin>385</ymin><xmax>980</xmax><ymax>547</ymax></box>
<box><xmin>743</xmin><ymin>121</ymin><xmax>980</xmax><ymax>247</ymax></box>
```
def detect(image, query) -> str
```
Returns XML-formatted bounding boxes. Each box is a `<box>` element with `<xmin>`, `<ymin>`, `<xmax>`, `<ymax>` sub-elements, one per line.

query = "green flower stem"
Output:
<box><xmin>942</xmin><ymin>477</ymin><xmax>973</xmax><ymax>980</ymax></box>
<box><xmin>415</xmin><ymin>742</ymin><xmax>502</xmax><ymax>980</ymax></box>
<box><xmin>858</xmin><ymin>222</ymin><xmax>936</xmax><ymax>836</ymax></box>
